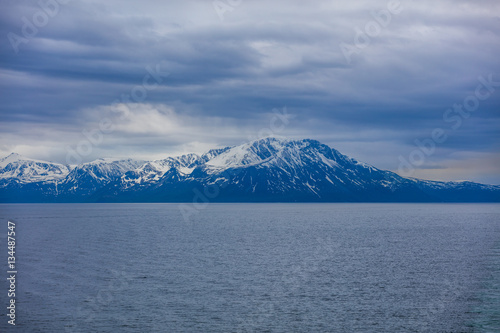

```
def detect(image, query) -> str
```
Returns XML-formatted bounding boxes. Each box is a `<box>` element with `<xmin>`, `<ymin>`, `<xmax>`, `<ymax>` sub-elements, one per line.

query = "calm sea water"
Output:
<box><xmin>0</xmin><ymin>203</ymin><xmax>499</xmax><ymax>332</ymax></box>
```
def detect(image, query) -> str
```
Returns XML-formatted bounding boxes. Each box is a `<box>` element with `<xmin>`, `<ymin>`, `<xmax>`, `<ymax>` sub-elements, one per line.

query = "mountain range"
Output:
<box><xmin>1</xmin><ymin>138</ymin><xmax>499</xmax><ymax>203</ymax></box>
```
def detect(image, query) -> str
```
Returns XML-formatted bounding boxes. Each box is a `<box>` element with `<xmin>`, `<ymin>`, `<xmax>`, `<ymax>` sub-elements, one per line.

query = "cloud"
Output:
<box><xmin>409</xmin><ymin>151</ymin><xmax>500</xmax><ymax>185</ymax></box>
<box><xmin>0</xmin><ymin>0</ymin><xmax>499</xmax><ymax>183</ymax></box>
<box><xmin>0</xmin><ymin>102</ymin><xmax>294</xmax><ymax>162</ymax></box>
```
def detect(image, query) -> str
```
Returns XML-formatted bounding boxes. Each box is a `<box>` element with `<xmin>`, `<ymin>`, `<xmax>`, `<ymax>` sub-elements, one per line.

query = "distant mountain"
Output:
<box><xmin>1</xmin><ymin>138</ymin><xmax>499</xmax><ymax>203</ymax></box>
<box><xmin>0</xmin><ymin>153</ymin><xmax>70</xmax><ymax>183</ymax></box>
<box><xmin>59</xmin><ymin>158</ymin><xmax>146</xmax><ymax>196</ymax></box>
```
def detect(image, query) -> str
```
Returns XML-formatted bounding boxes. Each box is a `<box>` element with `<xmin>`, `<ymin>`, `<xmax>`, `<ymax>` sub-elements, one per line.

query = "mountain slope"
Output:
<box><xmin>0</xmin><ymin>138</ymin><xmax>498</xmax><ymax>203</ymax></box>
<box><xmin>0</xmin><ymin>153</ymin><xmax>70</xmax><ymax>183</ymax></box>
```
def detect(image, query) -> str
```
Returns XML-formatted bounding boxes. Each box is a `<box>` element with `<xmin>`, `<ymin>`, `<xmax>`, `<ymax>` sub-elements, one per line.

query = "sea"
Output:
<box><xmin>0</xmin><ymin>203</ymin><xmax>499</xmax><ymax>332</ymax></box>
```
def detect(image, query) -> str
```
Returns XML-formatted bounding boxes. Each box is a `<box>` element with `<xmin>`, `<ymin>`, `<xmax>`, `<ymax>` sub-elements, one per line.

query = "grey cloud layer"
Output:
<box><xmin>1</xmin><ymin>0</ymin><xmax>499</xmax><ymax>183</ymax></box>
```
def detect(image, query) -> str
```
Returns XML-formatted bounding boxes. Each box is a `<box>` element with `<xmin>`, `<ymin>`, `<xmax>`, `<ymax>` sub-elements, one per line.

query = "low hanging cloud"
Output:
<box><xmin>0</xmin><ymin>102</ymin><xmax>295</xmax><ymax>163</ymax></box>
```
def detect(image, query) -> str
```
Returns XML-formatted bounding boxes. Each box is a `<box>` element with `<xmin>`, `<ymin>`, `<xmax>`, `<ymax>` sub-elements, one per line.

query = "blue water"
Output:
<box><xmin>0</xmin><ymin>203</ymin><xmax>499</xmax><ymax>332</ymax></box>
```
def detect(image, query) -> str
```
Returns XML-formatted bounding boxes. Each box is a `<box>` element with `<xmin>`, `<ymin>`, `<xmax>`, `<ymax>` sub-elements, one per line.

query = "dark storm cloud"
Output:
<box><xmin>0</xmin><ymin>0</ymin><xmax>499</xmax><ymax>183</ymax></box>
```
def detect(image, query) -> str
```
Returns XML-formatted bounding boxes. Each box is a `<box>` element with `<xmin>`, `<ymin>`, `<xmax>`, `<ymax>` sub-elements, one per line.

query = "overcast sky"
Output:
<box><xmin>1</xmin><ymin>0</ymin><xmax>499</xmax><ymax>184</ymax></box>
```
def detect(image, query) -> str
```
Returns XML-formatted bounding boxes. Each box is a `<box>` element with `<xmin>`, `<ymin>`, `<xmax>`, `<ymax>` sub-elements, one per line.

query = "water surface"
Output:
<box><xmin>0</xmin><ymin>203</ymin><xmax>499</xmax><ymax>332</ymax></box>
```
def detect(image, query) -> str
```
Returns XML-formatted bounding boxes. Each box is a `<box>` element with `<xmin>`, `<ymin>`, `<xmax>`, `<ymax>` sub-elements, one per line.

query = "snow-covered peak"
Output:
<box><xmin>66</xmin><ymin>158</ymin><xmax>146</xmax><ymax>183</ymax></box>
<box><xmin>1</xmin><ymin>152</ymin><xmax>45</xmax><ymax>168</ymax></box>
<box><xmin>82</xmin><ymin>158</ymin><xmax>145</xmax><ymax>171</ymax></box>
<box><xmin>203</xmin><ymin>137</ymin><xmax>335</xmax><ymax>169</ymax></box>
<box><xmin>0</xmin><ymin>153</ymin><xmax>70</xmax><ymax>183</ymax></box>
<box><xmin>204</xmin><ymin>138</ymin><xmax>281</xmax><ymax>168</ymax></box>
<box><xmin>172</xmin><ymin>153</ymin><xmax>200</xmax><ymax>168</ymax></box>
<box><xmin>200</xmin><ymin>147</ymin><xmax>233</xmax><ymax>163</ymax></box>
<box><xmin>136</xmin><ymin>159</ymin><xmax>175</xmax><ymax>174</ymax></box>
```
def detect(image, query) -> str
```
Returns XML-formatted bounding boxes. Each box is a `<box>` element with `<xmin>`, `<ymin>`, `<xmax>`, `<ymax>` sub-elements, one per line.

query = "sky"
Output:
<box><xmin>0</xmin><ymin>0</ymin><xmax>499</xmax><ymax>184</ymax></box>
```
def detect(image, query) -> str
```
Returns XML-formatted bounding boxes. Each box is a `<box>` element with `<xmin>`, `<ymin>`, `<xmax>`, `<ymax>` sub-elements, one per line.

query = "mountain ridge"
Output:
<box><xmin>1</xmin><ymin>138</ymin><xmax>499</xmax><ymax>203</ymax></box>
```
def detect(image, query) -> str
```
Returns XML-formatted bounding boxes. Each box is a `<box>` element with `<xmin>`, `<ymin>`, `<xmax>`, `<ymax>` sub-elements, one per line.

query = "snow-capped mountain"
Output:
<box><xmin>60</xmin><ymin>158</ymin><xmax>146</xmax><ymax>196</ymax></box>
<box><xmin>120</xmin><ymin>154</ymin><xmax>198</xmax><ymax>189</ymax></box>
<box><xmin>1</xmin><ymin>138</ymin><xmax>499</xmax><ymax>203</ymax></box>
<box><xmin>0</xmin><ymin>153</ymin><xmax>70</xmax><ymax>183</ymax></box>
